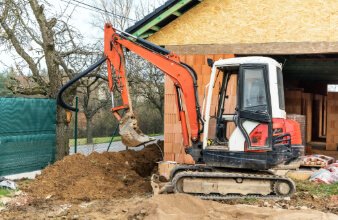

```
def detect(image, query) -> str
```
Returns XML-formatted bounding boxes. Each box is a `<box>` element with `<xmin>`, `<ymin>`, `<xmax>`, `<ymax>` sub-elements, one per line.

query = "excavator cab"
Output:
<box><xmin>199</xmin><ymin>57</ymin><xmax>303</xmax><ymax>170</ymax></box>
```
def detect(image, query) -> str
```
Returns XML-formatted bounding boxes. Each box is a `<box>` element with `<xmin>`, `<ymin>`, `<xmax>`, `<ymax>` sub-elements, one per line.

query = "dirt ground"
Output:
<box><xmin>22</xmin><ymin>143</ymin><xmax>162</xmax><ymax>202</ymax></box>
<box><xmin>0</xmin><ymin>142</ymin><xmax>337</xmax><ymax>219</ymax></box>
<box><xmin>1</xmin><ymin>193</ymin><xmax>337</xmax><ymax>220</ymax></box>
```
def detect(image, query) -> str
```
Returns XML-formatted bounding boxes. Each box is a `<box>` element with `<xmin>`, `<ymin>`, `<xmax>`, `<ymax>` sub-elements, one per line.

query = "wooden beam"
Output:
<box><xmin>150</xmin><ymin>26</ymin><xmax>161</xmax><ymax>31</ymax></box>
<box><xmin>172</xmin><ymin>11</ymin><xmax>182</xmax><ymax>16</ymax></box>
<box><xmin>165</xmin><ymin>42</ymin><xmax>338</xmax><ymax>55</ymax></box>
<box><xmin>132</xmin><ymin>0</ymin><xmax>193</xmax><ymax>37</ymax></box>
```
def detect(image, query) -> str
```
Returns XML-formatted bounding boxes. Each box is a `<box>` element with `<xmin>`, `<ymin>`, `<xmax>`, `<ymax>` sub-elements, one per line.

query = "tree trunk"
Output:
<box><xmin>55</xmin><ymin>106</ymin><xmax>70</xmax><ymax>160</ymax></box>
<box><xmin>86</xmin><ymin>117</ymin><xmax>93</xmax><ymax>144</ymax></box>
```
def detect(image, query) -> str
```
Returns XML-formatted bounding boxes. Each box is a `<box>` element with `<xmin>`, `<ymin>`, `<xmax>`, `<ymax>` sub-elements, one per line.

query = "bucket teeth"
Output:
<box><xmin>119</xmin><ymin>112</ymin><xmax>154</xmax><ymax>147</ymax></box>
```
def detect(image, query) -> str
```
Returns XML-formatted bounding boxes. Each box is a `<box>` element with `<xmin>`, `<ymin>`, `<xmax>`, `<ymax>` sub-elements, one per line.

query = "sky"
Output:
<box><xmin>0</xmin><ymin>0</ymin><xmax>162</xmax><ymax>72</ymax></box>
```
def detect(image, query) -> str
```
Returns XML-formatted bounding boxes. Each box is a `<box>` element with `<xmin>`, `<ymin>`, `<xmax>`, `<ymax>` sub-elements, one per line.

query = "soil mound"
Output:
<box><xmin>26</xmin><ymin>142</ymin><xmax>162</xmax><ymax>201</ymax></box>
<box><xmin>127</xmin><ymin>194</ymin><xmax>338</xmax><ymax>220</ymax></box>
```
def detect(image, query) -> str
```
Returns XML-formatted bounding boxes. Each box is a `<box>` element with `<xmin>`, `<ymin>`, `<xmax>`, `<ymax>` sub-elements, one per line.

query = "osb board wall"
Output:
<box><xmin>326</xmin><ymin>92</ymin><xmax>338</xmax><ymax>151</ymax></box>
<box><xmin>164</xmin><ymin>54</ymin><xmax>234</xmax><ymax>164</ymax></box>
<box><xmin>149</xmin><ymin>0</ymin><xmax>338</xmax><ymax>45</ymax></box>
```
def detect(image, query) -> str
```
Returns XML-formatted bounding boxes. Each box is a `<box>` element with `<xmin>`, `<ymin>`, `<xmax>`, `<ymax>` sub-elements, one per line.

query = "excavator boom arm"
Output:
<box><xmin>104</xmin><ymin>24</ymin><xmax>201</xmax><ymax>145</ymax></box>
<box><xmin>57</xmin><ymin>23</ymin><xmax>201</xmax><ymax>148</ymax></box>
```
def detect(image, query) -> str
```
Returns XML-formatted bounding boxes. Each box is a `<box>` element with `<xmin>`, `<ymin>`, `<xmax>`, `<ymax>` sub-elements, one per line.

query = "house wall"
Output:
<box><xmin>164</xmin><ymin>54</ymin><xmax>234</xmax><ymax>164</ymax></box>
<box><xmin>149</xmin><ymin>0</ymin><xmax>338</xmax><ymax>46</ymax></box>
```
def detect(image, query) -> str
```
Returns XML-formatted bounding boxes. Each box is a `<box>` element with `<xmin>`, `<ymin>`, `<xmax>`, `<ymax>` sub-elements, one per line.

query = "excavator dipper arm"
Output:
<box><xmin>104</xmin><ymin>24</ymin><xmax>201</xmax><ymax>146</ymax></box>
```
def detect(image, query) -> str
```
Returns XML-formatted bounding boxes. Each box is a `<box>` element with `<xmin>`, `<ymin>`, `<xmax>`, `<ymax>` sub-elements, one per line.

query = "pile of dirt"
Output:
<box><xmin>127</xmin><ymin>194</ymin><xmax>338</xmax><ymax>220</ymax></box>
<box><xmin>25</xmin><ymin>142</ymin><xmax>162</xmax><ymax>202</ymax></box>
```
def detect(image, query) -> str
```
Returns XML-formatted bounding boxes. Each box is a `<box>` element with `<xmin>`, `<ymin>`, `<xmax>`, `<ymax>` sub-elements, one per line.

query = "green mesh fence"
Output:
<box><xmin>0</xmin><ymin>97</ymin><xmax>56</xmax><ymax>176</ymax></box>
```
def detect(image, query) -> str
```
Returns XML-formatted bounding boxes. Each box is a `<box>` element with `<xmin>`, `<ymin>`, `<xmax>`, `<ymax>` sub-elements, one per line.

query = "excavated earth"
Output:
<box><xmin>0</xmin><ymin>141</ymin><xmax>337</xmax><ymax>219</ymax></box>
<box><xmin>22</xmin><ymin>142</ymin><xmax>163</xmax><ymax>202</ymax></box>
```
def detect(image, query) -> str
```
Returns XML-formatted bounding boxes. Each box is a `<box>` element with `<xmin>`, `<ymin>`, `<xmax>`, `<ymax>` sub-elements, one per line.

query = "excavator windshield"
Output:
<box><xmin>241</xmin><ymin>68</ymin><xmax>268</xmax><ymax>111</ymax></box>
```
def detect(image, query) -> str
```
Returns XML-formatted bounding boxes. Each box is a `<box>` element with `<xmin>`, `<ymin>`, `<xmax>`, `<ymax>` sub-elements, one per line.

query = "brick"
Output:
<box><xmin>185</xmin><ymin>55</ymin><xmax>194</xmax><ymax>65</ymax></box>
<box><xmin>174</xmin><ymin>133</ymin><xmax>183</xmax><ymax>144</ymax></box>
<box><xmin>164</xmin><ymin>143</ymin><xmax>173</xmax><ymax>153</ymax></box>
<box><xmin>165</xmin><ymin>124</ymin><xmax>174</xmax><ymax>132</ymax></box>
<box><xmin>326</xmin><ymin>92</ymin><xmax>338</xmax><ymax>150</ymax></box>
<box><xmin>179</xmin><ymin>55</ymin><xmax>186</xmax><ymax>63</ymax></box>
<box><xmin>174</xmin><ymin>124</ymin><xmax>182</xmax><ymax>132</ymax></box>
<box><xmin>164</xmin><ymin>79</ymin><xmax>175</xmax><ymax>95</ymax></box>
<box><xmin>164</xmin><ymin>153</ymin><xmax>175</xmax><ymax>161</ymax></box>
<box><xmin>184</xmin><ymin>154</ymin><xmax>195</xmax><ymax>164</ymax></box>
<box><xmin>173</xmin><ymin>142</ymin><xmax>183</xmax><ymax>153</ymax></box>
<box><xmin>213</xmin><ymin>54</ymin><xmax>223</xmax><ymax>61</ymax></box>
<box><xmin>164</xmin><ymin>133</ymin><xmax>174</xmax><ymax>143</ymax></box>
<box><xmin>194</xmin><ymin>55</ymin><xmax>205</xmax><ymax>65</ymax></box>
<box><xmin>174</xmin><ymin>153</ymin><xmax>185</xmax><ymax>164</ymax></box>
<box><xmin>285</xmin><ymin>90</ymin><xmax>303</xmax><ymax>114</ymax></box>
<box><xmin>223</xmin><ymin>54</ymin><xmax>235</xmax><ymax>59</ymax></box>
<box><xmin>204</xmin><ymin>54</ymin><xmax>214</xmax><ymax>62</ymax></box>
<box><xmin>164</xmin><ymin>113</ymin><xmax>177</xmax><ymax>124</ymax></box>
<box><xmin>164</xmin><ymin>54</ymin><xmax>237</xmax><ymax>163</ymax></box>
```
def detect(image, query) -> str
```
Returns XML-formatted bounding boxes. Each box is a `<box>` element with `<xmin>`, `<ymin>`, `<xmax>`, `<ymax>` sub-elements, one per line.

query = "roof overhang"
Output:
<box><xmin>126</xmin><ymin>0</ymin><xmax>203</xmax><ymax>39</ymax></box>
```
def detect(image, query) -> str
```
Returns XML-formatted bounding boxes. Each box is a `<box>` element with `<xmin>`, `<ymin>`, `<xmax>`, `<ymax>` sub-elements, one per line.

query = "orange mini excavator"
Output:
<box><xmin>58</xmin><ymin>23</ymin><xmax>304</xmax><ymax>199</ymax></box>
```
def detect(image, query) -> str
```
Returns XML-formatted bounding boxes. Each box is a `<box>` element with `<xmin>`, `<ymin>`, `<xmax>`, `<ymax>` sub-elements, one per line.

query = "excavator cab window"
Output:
<box><xmin>242</xmin><ymin>68</ymin><xmax>268</xmax><ymax>111</ymax></box>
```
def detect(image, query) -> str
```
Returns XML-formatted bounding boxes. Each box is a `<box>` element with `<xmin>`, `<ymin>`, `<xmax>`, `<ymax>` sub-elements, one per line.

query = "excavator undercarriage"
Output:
<box><xmin>152</xmin><ymin>165</ymin><xmax>296</xmax><ymax>200</ymax></box>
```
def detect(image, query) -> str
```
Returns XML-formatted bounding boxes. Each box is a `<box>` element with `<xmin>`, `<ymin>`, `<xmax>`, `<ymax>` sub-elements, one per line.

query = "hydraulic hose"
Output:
<box><xmin>57</xmin><ymin>56</ymin><xmax>107</xmax><ymax>111</ymax></box>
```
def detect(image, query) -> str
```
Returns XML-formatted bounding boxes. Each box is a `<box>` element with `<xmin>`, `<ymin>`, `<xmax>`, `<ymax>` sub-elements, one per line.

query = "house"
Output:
<box><xmin>126</xmin><ymin>0</ymin><xmax>338</xmax><ymax>163</ymax></box>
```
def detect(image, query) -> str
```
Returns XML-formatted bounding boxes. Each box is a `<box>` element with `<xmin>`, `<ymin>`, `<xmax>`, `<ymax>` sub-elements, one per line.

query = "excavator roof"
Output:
<box><xmin>214</xmin><ymin>56</ymin><xmax>282</xmax><ymax>69</ymax></box>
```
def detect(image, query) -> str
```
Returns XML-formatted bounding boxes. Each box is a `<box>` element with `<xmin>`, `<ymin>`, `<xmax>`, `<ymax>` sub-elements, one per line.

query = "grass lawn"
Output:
<box><xmin>0</xmin><ymin>188</ymin><xmax>12</xmax><ymax>197</ymax></box>
<box><xmin>296</xmin><ymin>180</ymin><xmax>338</xmax><ymax>197</ymax></box>
<box><xmin>69</xmin><ymin>133</ymin><xmax>162</xmax><ymax>147</ymax></box>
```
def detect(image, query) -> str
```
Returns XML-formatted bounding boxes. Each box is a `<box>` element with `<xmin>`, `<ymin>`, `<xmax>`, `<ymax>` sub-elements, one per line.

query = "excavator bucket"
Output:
<box><xmin>119</xmin><ymin>112</ymin><xmax>154</xmax><ymax>147</ymax></box>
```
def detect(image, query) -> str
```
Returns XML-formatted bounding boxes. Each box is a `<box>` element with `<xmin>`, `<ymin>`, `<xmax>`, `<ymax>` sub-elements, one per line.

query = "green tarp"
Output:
<box><xmin>0</xmin><ymin>97</ymin><xmax>56</xmax><ymax>175</ymax></box>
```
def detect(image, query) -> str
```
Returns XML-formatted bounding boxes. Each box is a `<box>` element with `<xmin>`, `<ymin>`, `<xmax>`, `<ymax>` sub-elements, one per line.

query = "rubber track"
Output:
<box><xmin>171</xmin><ymin>171</ymin><xmax>296</xmax><ymax>200</ymax></box>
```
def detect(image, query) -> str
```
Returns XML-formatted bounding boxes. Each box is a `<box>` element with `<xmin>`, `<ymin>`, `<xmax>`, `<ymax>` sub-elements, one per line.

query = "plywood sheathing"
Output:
<box><xmin>149</xmin><ymin>0</ymin><xmax>338</xmax><ymax>46</ymax></box>
<box><xmin>163</xmin><ymin>54</ymin><xmax>234</xmax><ymax>164</ymax></box>
<box><xmin>326</xmin><ymin>92</ymin><xmax>338</xmax><ymax>151</ymax></box>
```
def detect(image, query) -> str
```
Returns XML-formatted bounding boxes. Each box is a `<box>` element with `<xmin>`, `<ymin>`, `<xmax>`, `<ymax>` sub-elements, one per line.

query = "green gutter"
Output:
<box><xmin>132</xmin><ymin>0</ymin><xmax>193</xmax><ymax>37</ymax></box>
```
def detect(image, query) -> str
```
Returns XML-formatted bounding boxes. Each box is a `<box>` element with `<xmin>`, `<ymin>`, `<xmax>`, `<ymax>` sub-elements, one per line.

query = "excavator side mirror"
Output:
<box><xmin>207</xmin><ymin>58</ymin><xmax>214</xmax><ymax>67</ymax></box>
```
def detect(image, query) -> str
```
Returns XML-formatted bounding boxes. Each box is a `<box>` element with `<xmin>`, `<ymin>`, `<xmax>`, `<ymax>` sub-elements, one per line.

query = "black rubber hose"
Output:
<box><xmin>57</xmin><ymin>56</ymin><xmax>107</xmax><ymax>111</ymax></box>
<box><xmin>134</xmin><ymin>37</ymin><xmax>170</xmax><ymax>55</ymax></box>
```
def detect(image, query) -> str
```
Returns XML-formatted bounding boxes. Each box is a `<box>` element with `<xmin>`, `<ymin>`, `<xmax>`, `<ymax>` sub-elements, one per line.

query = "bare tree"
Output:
<box><xmin>96</xmin><ymin>0</ymin><xmax>165</xmax><ymax>120</ymax></box>
<box><xmin>77</xmin><ymin>61</ymin><xmax>110</xmax><ymax>144</ymax></box>
<box><xmin>98</xmin><ymin>0</ymin><xmax>133</xmax><ymax>30</ymax></box>
<box><xmin>127</xmin><ymin>57</ymin><xmax>164</xmax><ymax>119</ymax></box>
<box><xmin>0</xmin><ymin>0</ymin><xmax>93</xmax><ymax>160</ymax></box>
